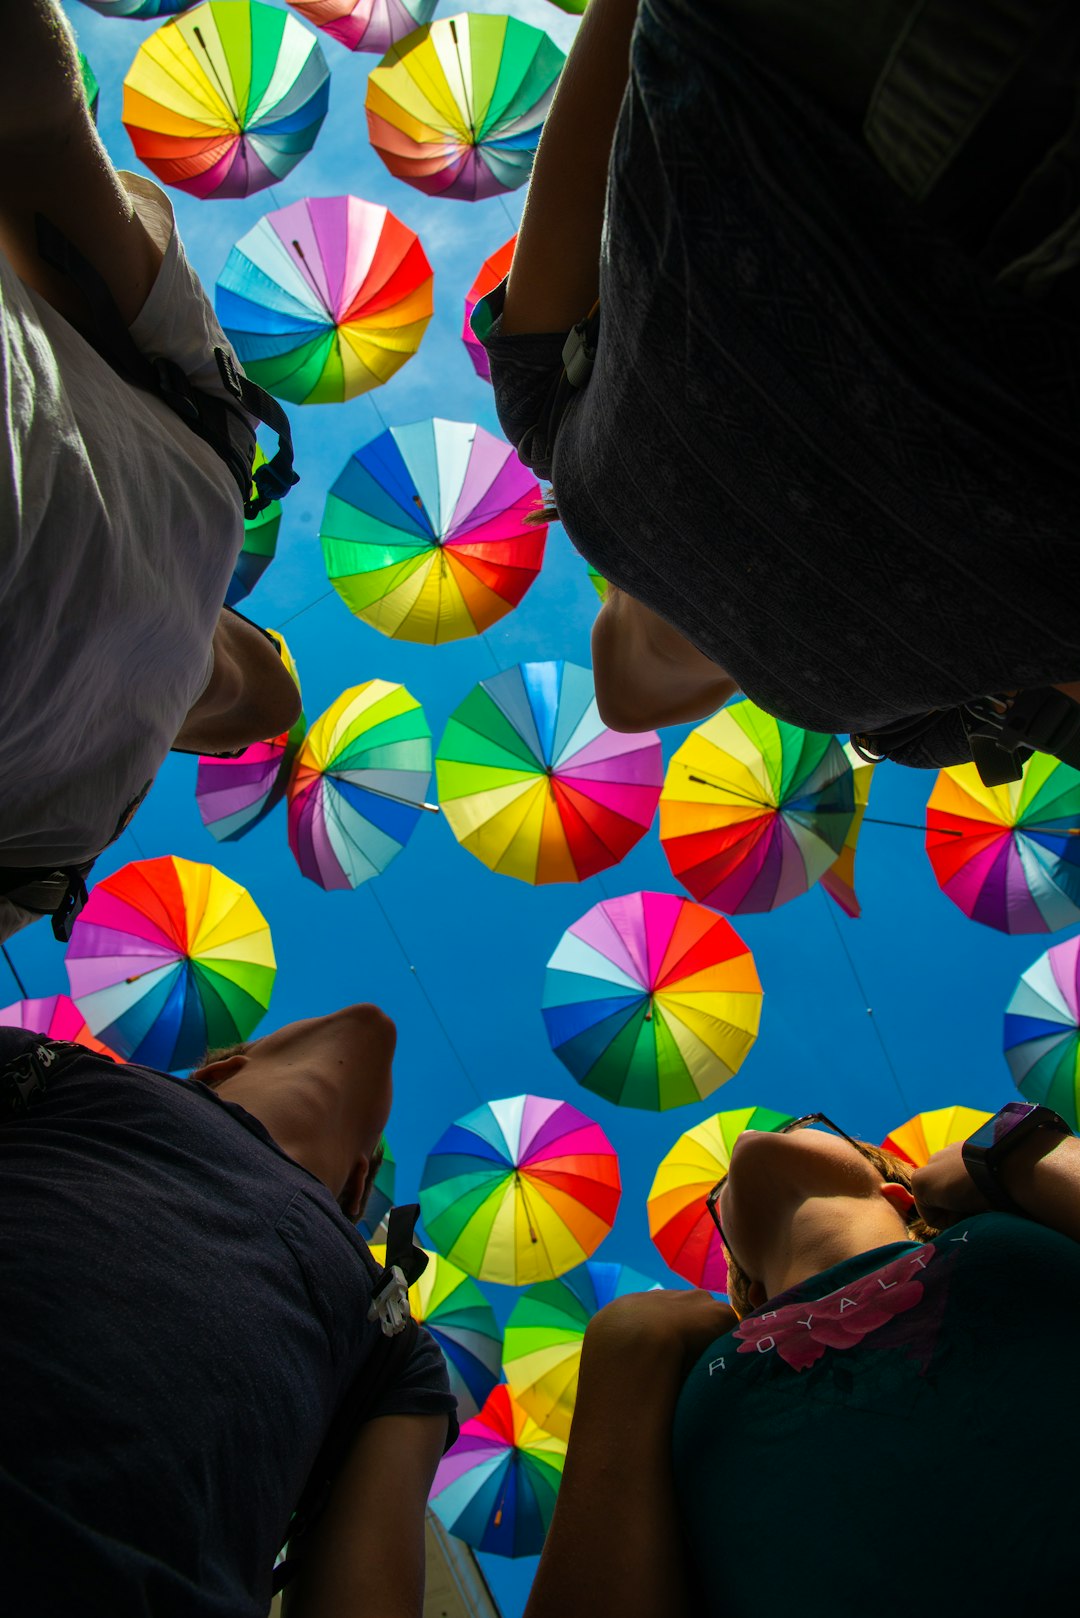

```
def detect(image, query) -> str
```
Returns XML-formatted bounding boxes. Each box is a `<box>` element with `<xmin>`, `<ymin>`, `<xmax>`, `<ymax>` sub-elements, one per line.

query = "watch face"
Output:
<box><xmin>965</xmin><ymin>1103</ymin><xmax>1040</xmax><ymax>1156</ymax></box>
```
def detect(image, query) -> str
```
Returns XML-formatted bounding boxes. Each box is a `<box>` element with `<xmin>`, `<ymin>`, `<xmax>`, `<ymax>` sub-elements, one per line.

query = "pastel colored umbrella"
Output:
<box><xmin>65</xmin><ymin>857</ymin><xmax>276</xmax><ymax>1072</ymax></box>
<box><xmin>123</xmin><ymin>1</ymin><xmax>330</xmax><ymax>200</ymax></box>
<box><xmin>647</xmin><ymin>1106</ymin><xmax>794</xmax><ymax>1295</ymax></box>
<box><xmin>77</xmin><ymin>0</ymin><xmax>197</xmax><ymax>15</ymax></box>
<box><xmin>436</xmin><ymin>661</ymin><xmax>663</xmax><ymax>884</ymax></box>
<box><xmin>321</xmin><ymin>419</ymin><xmax>546</xmax><ymax>644</ymax></box>
<box><xmin>79</xmin><ymin>52</ymin><xmax>100</xmax><ymax>123</ymax></box>
<box><xmin>542</xmin><ymin>891</ymin><xmax>763</xmax><ymax>1111</ymax></box>
<box><xmin>287</xmin><ymin>681</ymin><xmax>433</xmax><ymax>890</ymax></box>
<box><xmin>196</xmin><ymin>631</ymin><xmax>304</xmax><ymax>842</ymax></box>
<box><xmin>502</xmin><ymin>1260</ymin><xmax>661</xmax><ymax>1441</ymax></box>
<box><xmin>463</xmin><ymin>235</ymin><xmax>515</xmax><ymax>380</ymax></box>
<box><xmin>216</xmin><ymin>195</ymin><xmax>433</xmax><ymax>405</ymax></box>
<box><xmin>287</xmin><ymin>0</ymin><xmax>437</xmax><ymax>55</ymax></box>
<box><xmin>926</xmin><ymin>756</ymin><xmax>1080</xmax><ymax>934</ymax></box>
<box><xmin>366</xmin><ymin>14</ymin><xmax>565</xmax><ymax>201</ymax></box>
<box><xmin>819</xmin><ymin>743</ymin><xmax>876</xmax><ymax>919</ymax></box>
<box><xmin>226</xmin><ymin>447</ymin><xmax>282</xmax><ymax>605</ymax></box>
<box><xmin>370</xmin><ymin>1243</ymin><xmax>501</xmax><ymax>1422</ymax></box>
<box><xmin>880</xmin><ymin>1105</ymin><xmax>993</xmax><ymax>1167</ymax></box>
<box><xmin>660</xmin><ymin>701</ymin><xmax>855</xmax><ymax>914</ymax></box>
<box><xmin>419</xmin><ymin>1094</ymin><xmax>621</xmax><ymax>1286</ymax></box>
<box><xmin>0</xmin><ymin>994</ymin><xmax>119</xmax><ymax>1061</ymax></box>
<box><xmin>430</xmin><ymin>1384</ymin><xmax>566</xmax><ymax>1558</ymax></box>
<box><xmin>1004</xmin><ymin>937</ymin><xmax>1080</xmax><ymax>1128</ymax></box>
<box><xmin>357</xmin><ymin>1135</ymin><xmax>396</xmax><ymax>1239</ymax></box>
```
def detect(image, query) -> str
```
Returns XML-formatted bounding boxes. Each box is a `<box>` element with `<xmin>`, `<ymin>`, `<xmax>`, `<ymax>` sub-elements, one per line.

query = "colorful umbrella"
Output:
<box><xmin>502</xmin><ymin>1260</ymin><xmax>661</xmax><ymax>1440</ymax></box>
<box><xmin>196</xmin><ymin>631</ymin><xmax>304</xmax><ymax>842</ymax></box>
<box><xmin>1004</xmin><ymin>937</ymin><xmax>1080</xmax><ymax>1128</ymax></box>
<box><xmin>419</xmin><ymin>1095</ymin><xmax>621</xmax><ymax>1286</ymax></box>
<box><xmin>65</xmin><ymin>857</ymin><xmax>276</xmax><ymax>1072</ymax></box>
<box><xmin>463</xmin><ymin>235</ymin><xmax>515</xmax><ymax>380</ymax></box>
<box><xmin>287</xmin><ymin>0</ymin><xmax>436</xmax><ymax>55</ymax></box>
<box><xmin>926</xmin><ymin>756</ymin><xmax>1080</xmax><ymax>934</ymax></box>
<box><xmin>430</xmin><ymin>1384</ymin><xmax>566</xmax><ymax>1558</ymax></box>
<box><xmin>357</xmin><ymin>1134</ymin><xmax>395</xmax><ymax>1239</ymax></box>
<box><xmin>321</xmin><ymin>419</ymin><xmax>546</xmax><ymax>644</ymax></box>
<box><xmin>79</xmin><ymin>51</ymin><xmax>100</xmax><ymax>123</ymax></box>
<box><xmin>370</xmin><ymin>1242</ymin><xmax>501</xmax><ymax>1422</ymax></box>
<box><xmin>226</xmin><ymin>447</ymin><xmax>282</xmax><ymax>605</ymax></box>
<box><xmin>819</xmin><ymin>743</ymin><xmax>876</xmax><ymax>919</ymax></box>
<box><xmin>660</xmin><ymin>701</ymin><xmax>855</xmax><ymax>914</ymax></box>
<box><xmin>216</xmin><ymin>195</ymin><xmax>433</xmax><ymax>405</ymax></box>
<box><xmin>287</xmin><ymin>681</ymin><xmax>433</xmax><ymax>890</ymax></box>
<box><xmin>880</xmin><ymin>1105</ymin><xmax>992</xmax><ymax>1167</ymax></box>
<box><xmin>586</xmin><ymin>562</ymin><xmax>608</xmax><ymax>602</ymax></box>
<box><xmin>436</xmin><ymin>661</ymin><xmax>663</xmax><ymax>884</ymax></box>
<box><xmin>366</xmin><ymin>14</ymin><xmax>565</xmax><ymax>201</ymax></box>
<box><xmin>542</xmin><ymin>891</ymin><xmax>763</xmax><ymax>1111</ymax></box>
<box><xmin>123</xmin><ymin>1</ymin><xmax>330</xmax><ymax>200</ymax></box>
<box><xmin>647</xmin><ymin>1106</ymin><xmax>794</xmax><ymax>1294</ymax></box>
<box><xmin>77</xmin><ymin>0</ymin><xmax>198</xmax><ymax>15</ymax></box>
<box><xmin>0</xmin><ymin>994</ymin><xmax>119</xmax><ymax>1061</ymax></box>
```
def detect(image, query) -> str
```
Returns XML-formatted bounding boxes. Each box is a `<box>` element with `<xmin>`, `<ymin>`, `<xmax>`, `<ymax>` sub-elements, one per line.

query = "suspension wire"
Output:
<box><xmin>478</xmin><ymin>630</ymin><xmax>503</xmax><ymax>673</ymax></box>
<box><xmin>817</xmin><ymin>887</ymin><xmax>910</xmax><ymax>1114</ymax></box>
<box><xmin>1</xmin><ymin>944</ymin><xmax>28</xmax><ymax>999</ymax></box>
<box><xmin>497</xmin><ymin>192</ymin><xmax>519</xmax><ymax>234</ymax></box>
<box><xmin>366</xmin><ymin>885</ymin><xmax>483</xmax><ymax>1104</ymax></box>
<box><xmin>367</xmin><ymin>392</ymin><xmax>390</xmax><ymax>433</ymax></box>
<box><xmin>273</xmin><ymin>589</ymin><xmax>336</xmax><ymax>631</ymax></box>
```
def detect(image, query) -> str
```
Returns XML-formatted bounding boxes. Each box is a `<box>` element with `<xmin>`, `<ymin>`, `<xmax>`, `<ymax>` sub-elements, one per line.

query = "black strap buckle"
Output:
<box><xmin>962</xmin><ymin>688</ymin><xmax>1080</xmax><ymax>787</ymax></box>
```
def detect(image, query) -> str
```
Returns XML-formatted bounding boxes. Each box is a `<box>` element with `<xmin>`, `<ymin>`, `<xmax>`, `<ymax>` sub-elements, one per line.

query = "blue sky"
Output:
<box><xmin>13</xmin><ymin>5</ymin><xmax>1065</xmax><ymax>1612</ymax></box>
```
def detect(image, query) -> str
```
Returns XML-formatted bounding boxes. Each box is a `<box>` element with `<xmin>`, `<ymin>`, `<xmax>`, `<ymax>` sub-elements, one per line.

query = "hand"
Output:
<box><xmin>581</xmin><ymin>1289</ymin><xmax>738</xmax><ymax>1389</ymax></box>
<box><xmin>911</xmin><ymin>1142</ymin><xmax>992</xmax><ymax>1227</ymax></box>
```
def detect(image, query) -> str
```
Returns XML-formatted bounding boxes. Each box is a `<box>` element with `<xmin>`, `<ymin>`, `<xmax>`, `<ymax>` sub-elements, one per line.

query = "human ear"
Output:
<box><xmin>190</xmin><ymin>1052</ymin><xmax>249</xmax><ymax>1089</ymax></box>
<box><xmin>879</xmin><ymin>1180</ymin><xmax>916</xmax><ymax>1219</ymax></box>
<box><xmin>341</xmin><ymin>1158</ymin><xmax>370</xmax><ymax>1223</ymax></box>
<box><xmin>747</xmin><ymin>1278</ymin><xmax>767</xmax><ymax>1308</ymax></box>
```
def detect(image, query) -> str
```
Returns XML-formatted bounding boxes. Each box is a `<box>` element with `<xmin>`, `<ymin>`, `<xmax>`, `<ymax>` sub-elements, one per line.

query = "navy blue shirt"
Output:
<box><xmin>0</xmin><ymin>1031</ymin><xmax>455</xmax><ymax>1617</ymax></box>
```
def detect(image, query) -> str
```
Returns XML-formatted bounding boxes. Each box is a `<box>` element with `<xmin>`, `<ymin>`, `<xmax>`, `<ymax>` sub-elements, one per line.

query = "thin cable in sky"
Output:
<box><xmin>817</xmin><ymin>886</ymin><xmax>910</xmax><ymax>1113</ymax></box>
<box><xmin>1</xmin><ymin>944</ymin><xmax>28</xmax><ymax>1000</ymax></box>
<box><xmin>273</xmin><ymin>589</ymin><xmax>335</xmax><ymax>631</ymax></box>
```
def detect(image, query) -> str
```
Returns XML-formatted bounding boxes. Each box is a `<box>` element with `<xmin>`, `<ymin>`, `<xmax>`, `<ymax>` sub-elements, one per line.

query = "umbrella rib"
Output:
<box><xmin>447</xmin><ymin>19</ymin><xmax>477</xmax><ymax>140</ymax></box>
<box><xmin>192</xmin><ymin>25</ymin><xmax>238</xmax><ymax>124</ymax></box>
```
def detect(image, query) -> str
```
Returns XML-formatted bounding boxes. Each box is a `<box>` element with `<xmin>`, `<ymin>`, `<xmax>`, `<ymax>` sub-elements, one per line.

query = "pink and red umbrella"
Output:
<box><xmin>463</xmin><ymin>235</ymin><xmax>515</xmax><ymax>381</ymax></box>
<box><xmin>0</xmin><ymin>994</ymin><xmax>119</xmax><ymax>1061</ymax></box>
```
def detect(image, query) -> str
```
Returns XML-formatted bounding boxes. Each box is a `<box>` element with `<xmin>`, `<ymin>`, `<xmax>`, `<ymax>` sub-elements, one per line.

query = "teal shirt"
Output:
<box><xmin>673</xmin><ymin>1213</ymin><xmax>1080</xmax><ymax>1615</ymax></box>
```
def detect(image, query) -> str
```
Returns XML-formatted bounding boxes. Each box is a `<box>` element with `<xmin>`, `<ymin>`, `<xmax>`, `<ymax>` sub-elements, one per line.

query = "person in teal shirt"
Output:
<box><xmin>521</xmin><ymin>1113</ymin><xmax>1080</xmax><ymax>1618</ymax></box>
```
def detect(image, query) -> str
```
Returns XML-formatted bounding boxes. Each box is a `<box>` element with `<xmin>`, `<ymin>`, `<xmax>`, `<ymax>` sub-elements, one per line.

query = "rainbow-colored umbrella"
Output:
<box><xmin>1004</xmin><ymin>937</ymin><xmax>1080</xmax><ymax>1128</ymax></box>
<box><xmin>216</xmin><ymin>195</ymin><xmax>433</xmax><ymax>405</ymax></box>
<box><xmin>419</xmin><ymin>1095</ymin><xmax>621</xmax><ymax>1286</ymax></box>
<box><xmin>358</xmin><ymin>1135</ymin><xmax>395</xmax><ymax>1239</ymax></box>
<box><xmin>881</xmin><ymin>1105</ymin><xmax>992</xmax><ymax>1167</ymax></box>
<box><xmin>287</xmin><ymin>682</ymin><xmax>432</xmax><ymax>890</ymax></box>
<box><xmin>79</xmin><ymin>51</ymin><xmax>100</xmax><ymax>122</ymax></box>
<box><xmin>287</xmin><ymin>0</ymin><xmax>436</xmax><ymax>54</ymax></box>
<box><xmin>586</xmin><ymin>562</ymin><xmax>607</xmax><ymax>602</ymax></box>
<box><xmin>65</xmin><ymin>857</ymin><xmax>276</xmax><ymax>1072</ymax></box>
<box><xmin>436</xmin><ymin>661</ymin><xmax>663</xmax><ymax>884</ymax></box>
<box><xmin>542</xmin><ymin>891</ymin><xmax>763</xmax><ymax>1111</ymax></box>
<box><xmin>370</xmin><ymin>1243</ymin><xmax>501</xmax><ymax>1422</ymax></box>
<box><xmin>77</xmin><ymin>1</ymin><xmax>197</xmax><ymax>15</ymax></box>
<box><xmin>226</xmin><ymin>447</ymin><xmax>282</xmax><ymax>605</ymax></box>
<box><xmin>647</xmin><ymin>1106</ymin><xmax>794</xmax><ymax>1294</ymax></box>
<box><xmin>321</xmin><ymin>420</ymin><xmax>546</xmax><ymax>644</ymax></box>
<box><xmin>502</xmin><ymin>1261</ymin><xmax>660</xmax><ymax>1440</ymax></box>
<box><xmin>430</xmin><ymin>1385</ymin><xmax>565</xmax><ymax>1558</ymax></box>
<box><xmin>0</xmin><ymin>994</ymin><xmax>119</xmax><ymax>1061</ymax></box>
<box><xmin>366</xmin><ymin>14</ymin><xmax>565</xmax><ymax>201</ymax></box>
<box><xmin>660</xmin><ymin>701</ymin><xmax>855</xmax><ymax>914</ymax></box>
<box><xmin>819</xmin><ymin>743</ymin><xmax>876</xmax><ymax>919</ymax></box>
<box><xmin>926</xmin><ymin>756</ymin><xmax>1080</xmax><ymax>934</ymax></box>
<box><xmin>123</xmin><ymin>1</ymin><xmax>330</xmax><ymax>200</ymax></box>
<box><xmin>196</xmin><ymin>631</ymin><xmax>304</xmax><ymax>842</ymax></box>
<box><xmin>463</xmin><ymin>235</ymin><xmax>515</xmax><ymax>380</ymax></box>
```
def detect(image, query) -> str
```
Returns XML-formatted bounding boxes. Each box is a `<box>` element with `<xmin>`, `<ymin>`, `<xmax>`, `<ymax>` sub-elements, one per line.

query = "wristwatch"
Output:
<box><xmin>962</xmin><ymin>1102</ymin><xmax>1072</xmax><ymax>1216</ymax></box>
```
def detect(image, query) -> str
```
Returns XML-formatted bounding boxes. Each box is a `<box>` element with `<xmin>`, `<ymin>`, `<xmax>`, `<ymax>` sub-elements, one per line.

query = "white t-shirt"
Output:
<box><xmin>0</xmin><ymin>173</ymin><xmax>255</xmax><ymax>940</ymax></box>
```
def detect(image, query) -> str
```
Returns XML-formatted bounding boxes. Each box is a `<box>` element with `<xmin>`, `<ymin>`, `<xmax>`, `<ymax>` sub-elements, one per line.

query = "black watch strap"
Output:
<box><xmin>962</xmin><ymin>1102</ymin><xmax>1072</xmax><ymax>1216</ymax></box>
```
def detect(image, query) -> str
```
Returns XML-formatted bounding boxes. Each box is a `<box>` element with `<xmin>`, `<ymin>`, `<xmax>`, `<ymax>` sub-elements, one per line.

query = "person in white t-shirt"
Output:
<box><xmin>0</xmin><ymin>0</ymin><xmax>301</xmax><ymax>943</ymax></box>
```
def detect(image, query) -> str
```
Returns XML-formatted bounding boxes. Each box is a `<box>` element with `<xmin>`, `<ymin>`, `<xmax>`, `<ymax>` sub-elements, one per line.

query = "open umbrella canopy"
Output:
<box><xmin>818</xmin><ymin>744</ymin><xmax>876</xmax><ymax>919</ymax></box>
<box><xmin>0</xmin><ymin>994</ymin><xmax>119</xmax><ymax>1061</ymax></box>
<box><xmin>216</xmin><ymin>195</ymin><xmax>433</xmax><ymax>404</ymax></box>
<box><xmin>463</xmin><ymin>235</ymin><xmax>515</xmax><ymax>380</ymax></box>
<box><xmin>65</xmin><ymin>856</ymin><xmax>276</xmax><ymax>1072</ymax></box>
<box><xmin>647</xmin><ymin>1106</ymin><xmax>794</xmax><ymax>1294</ymax></box>
<box><xmin>287</xmin><ymin>0</ymin><xmax>437</xmax><ymax>54</ymax></box>
<box><xmin>287</xmin><ymin>681</ymin><xmax>432</xmax><ymax>890</ymax></box>
<box><xmin>419</xmin><ymin>1094</ymin><xmax>621</xmax><ymax>1286</ymax></box>
<box><xmin>79</xmin><ymin>51</ymin><xmax>101</xmax><ymax>122</ymax></box>
<box><xmin>196</xmin><ymin>631</ymin><xmax>304</xmax><ymax>842</ymax></box>
<box><xmin>357</xmin><ymin>1134</ymin><xmax>395</xmax><ymax>1239</ymax></box>
<box><xmin>430</xmin><ymin>1384</ymin><xmax>566</xmax><ymax>1559</ymax></box>
<box><xmin>370</xmin><ymin>1242</ymin><xmax>501</xmax><ymax>1422</ymax></box>
<box><xmin>926</xmin><ymin>756</ymin><xmax>1080</xmax><ymax>934</ymax></box>
<box><xmin>321</xmin><ymin>419</ymin><xmax>546</xmax><ymax>644</ymax></box>
<box><xmin>660</xmin><ymin>701</ymin><xmax>855</xmax><ymax>915</ymax></box>
<box><xmin>436</xmin><ymin>661</ymin><xmax>662</xmax><ymax>884</ymax></box>
<box><xmin>542</xmin><ymin>891</ymin><xmax>763</xmax><ymax>1111</ymax></box>
<box><xmin>502</xmin><ymin>1260</ymin><xmax>660</xmax><ymax>1440</ymax></box>
<box><xmin>366</xmin><ymin>14</ymin><xmax>565</xmax><ymax>201</ymax></box>
<box><xmin>1004</xmin><ymin>937</ymin><xmax>1080</xmax><ymax>1128</ymax></box>
<box><xmin>78</xmin><ymin>0</ymin><xmax>197</xmax><ymax>14</ymax></box>
<box><xmin>227</xmin><ymin>447</ymin><xmax>282</xmax><ymax>606</ymax></box>
<box><xmin>880</xmin><ymin>1104</ymin><xmax>992</xmax><ymax>1166</ymax></box>
<box><xmin>123</xmin><ymin>1</ymin><xmax>329</xmax><ymax>200</ymax></box>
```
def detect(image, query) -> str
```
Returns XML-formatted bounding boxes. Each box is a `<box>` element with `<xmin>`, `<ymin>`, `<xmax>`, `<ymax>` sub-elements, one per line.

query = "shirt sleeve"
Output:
<box><xmin>370</xmin><ymin>1325</ymin><xmax>460</xmax><ymax>1452</ymax></box>
<box><xmin>471</xmin><ymin>278</ymin><xmax>567</xmax><ymax>482</ymax></box>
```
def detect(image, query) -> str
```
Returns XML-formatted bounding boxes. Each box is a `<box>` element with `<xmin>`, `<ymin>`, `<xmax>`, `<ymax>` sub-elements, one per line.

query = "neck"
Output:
<box><xmin>762</xmin><ymin>1196</ymin><xmax>913</xmax><ymax>1301</ymax></box>
<box><xmin>212</xmin><ymin>1063</ymin><xmax>360</xmax><ymax>1200</ymax></box>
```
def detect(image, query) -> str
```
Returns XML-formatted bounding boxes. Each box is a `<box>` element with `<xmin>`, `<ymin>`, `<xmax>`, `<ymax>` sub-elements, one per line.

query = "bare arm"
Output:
<box><xmin>0</xmin><ymin>0</ymin><xmax>161</xmax><ymax>325</ymax></box>
<box><xmin>914</xmin><ymin>1135</ymin><xmax>1080</xmax><ymax>1246</ymax></box>
<box><xmin>501</xmin><ymin>0</ymin><xmax>639</xmax><ymax>336</ymax></box>
<box><xmin>591</xmin><ymin>586</ymin><xmax>738</xmax><ymax>731</ymax></box>
<box><xmin>281</xmin><ymin>1412</ymin><xmax>448</xmax><ymax>1618</ymax></box>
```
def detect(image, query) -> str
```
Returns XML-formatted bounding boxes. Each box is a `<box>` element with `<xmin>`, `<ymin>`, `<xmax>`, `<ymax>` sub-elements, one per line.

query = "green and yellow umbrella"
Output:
<box><xmin>370</xmin><ymin>1244</ymin><xmax>501</xmax><ymax>1421</ymax></box>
